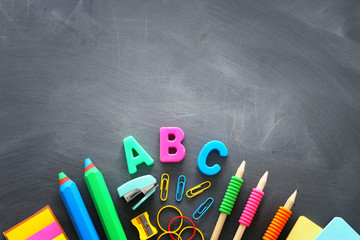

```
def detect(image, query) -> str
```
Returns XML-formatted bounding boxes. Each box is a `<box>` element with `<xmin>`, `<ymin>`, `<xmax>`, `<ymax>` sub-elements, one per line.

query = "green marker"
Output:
<box><xmin>84</xmin><ymin>158</ymin><xmax>127</xmax><ymax>240</ymax></box>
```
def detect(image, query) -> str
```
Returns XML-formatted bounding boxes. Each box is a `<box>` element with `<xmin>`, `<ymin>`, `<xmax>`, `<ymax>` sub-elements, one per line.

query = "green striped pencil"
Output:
<box><xmin>210</xmin><ymin>160</ymin><xmax>246</xmax><ymax>240</ymax></box>
<box><xmin>84</xmin><ymin>158</ymin><xmax>127</xmax><ymax>240</ymax></box>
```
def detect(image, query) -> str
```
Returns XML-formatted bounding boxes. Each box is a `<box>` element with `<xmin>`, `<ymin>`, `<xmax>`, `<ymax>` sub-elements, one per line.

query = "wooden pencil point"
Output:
<box><xmin>256</xmin><ymin>171</ymin><xmax>269</xmax><ymax>191</ymax></box>
<box><xmin>235</xmin><ymin>160</ymin><xmax>246</xmax><ymax>179</ymax></box>
<box><xmin>284</xmin><ymin>189</ymin><xmax>298</xmax><ymax>210</ymax></box>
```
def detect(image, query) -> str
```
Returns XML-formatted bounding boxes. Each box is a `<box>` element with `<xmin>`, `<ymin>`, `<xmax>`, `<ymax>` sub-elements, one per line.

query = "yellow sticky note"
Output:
<box><xmin>286</xmin><ymin>216</ymin><xmax>323</xmax><ymax>240</ymax></box>
<box><xmin>53</xmin><ymin>234</ymin><xmax>68</xmax><ymax>240</ymax></box>
<box><xmin>3</xmin><ymin>205</ymin><xmax>68</xmax><ymax>240</ymax></box>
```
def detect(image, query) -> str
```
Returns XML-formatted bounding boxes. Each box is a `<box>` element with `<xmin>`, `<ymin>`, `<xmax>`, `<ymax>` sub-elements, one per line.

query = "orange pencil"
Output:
<box><xmin>262</xmin><ymin>189</ymin><xmax>298</xmax><ymax>240</ymax></box>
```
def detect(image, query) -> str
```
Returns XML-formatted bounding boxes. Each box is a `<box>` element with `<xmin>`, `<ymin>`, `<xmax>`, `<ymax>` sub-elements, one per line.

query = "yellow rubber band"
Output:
<box><xmin>158</xmin><ymin>231</ymin><xmax>182</xmax><ymax>240</ymax></box>
<box><xmin>178</xmin><ymin>226</ymin><xmax>204</xmax><ymax>240</ymax></box>
<box><xmin>157</xmin><ymin>205</ymin><xmax>183</xmax><ymax>233</ymax></box>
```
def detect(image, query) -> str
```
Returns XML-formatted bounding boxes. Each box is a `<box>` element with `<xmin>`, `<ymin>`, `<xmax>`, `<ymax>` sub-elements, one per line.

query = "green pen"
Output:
<box><xmin>84</xmin><ymin>158</ymin><xmax>127</xmax><ymax>240</ymax></box>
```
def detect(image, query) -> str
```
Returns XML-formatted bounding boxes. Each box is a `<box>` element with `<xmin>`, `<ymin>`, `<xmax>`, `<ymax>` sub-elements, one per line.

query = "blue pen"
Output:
<box><xmin>59</xmin><ymin>172</ymin><xmax>100</xmax><ymax>240</ymax></box>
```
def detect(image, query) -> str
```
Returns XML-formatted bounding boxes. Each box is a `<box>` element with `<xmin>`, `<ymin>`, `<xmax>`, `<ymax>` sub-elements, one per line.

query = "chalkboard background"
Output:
<box><xmin>1</xmin><ymin>0</ymin><xmax>360</xmax><ymax>239</ymax></box>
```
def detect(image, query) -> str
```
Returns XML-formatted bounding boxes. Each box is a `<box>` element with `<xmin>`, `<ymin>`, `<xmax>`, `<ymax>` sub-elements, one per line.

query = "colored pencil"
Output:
<box><xmin>233</xmin><ymin>171</ymin><xmax>269</xmax><ymax>240</ymax></box>
<box><xmin>84</xmin><ymin>158</ymin><xmax>127</xmax><ymax>240</ymax></box>
<box><xmin>262</xmin><ymin>189</ymin><xmax>298</xmax><ymax>240</ymax></box>
<box><xmin>210</xmin><ymin>160</ymin><xmax>246</xmax><ymax>240</ymax></box>
<box><xmin>59</xmin><ymin>172</ymin><xmax>100</xmax><ymax>240</ymax></box>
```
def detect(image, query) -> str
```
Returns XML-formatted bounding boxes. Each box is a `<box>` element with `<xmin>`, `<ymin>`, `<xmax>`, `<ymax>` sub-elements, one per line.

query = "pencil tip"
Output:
<box><xmin>261</xmin><ymin>170</ymin><xmax>269</xmax><ymax>179</ymax></box>
<box><xmin>59</xmin><ymin>172</ymin><xmax>67</xmax><ymax>181</ymax></box>
<box><xmin>59</xmin><ymin>172</ymin><xmax>69</xmax><ymax>185</ymax></box>
<box><xmin>289</xmin><ymin>189</ymin><xmax>298</xmax><ymax>200</ymax></box>
<box><xmin>294</xmin><ymin>189</ymin><xmax>299</xmax><ymax>196</ymax></box>
<box><xmin>239</xmin><ymin>160</ymin><xmax>246</xmax><ymax>167</ymax></box>
<box><xmin>85</xmin><ymin>158</ymin><xmax>93</xmax><ymax>168</ymax></box>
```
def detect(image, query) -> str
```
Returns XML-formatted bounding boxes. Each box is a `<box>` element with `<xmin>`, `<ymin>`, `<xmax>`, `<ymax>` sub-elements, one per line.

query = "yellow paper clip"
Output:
<box><xmin>160</xmin><ymin>173</ymin><xmax>169</xmax><ymax>201</ymax></box>
<box><xmin>186</xmin><ymin>181</ymin><xmax>211</xmax><ymax>198</ymax></box>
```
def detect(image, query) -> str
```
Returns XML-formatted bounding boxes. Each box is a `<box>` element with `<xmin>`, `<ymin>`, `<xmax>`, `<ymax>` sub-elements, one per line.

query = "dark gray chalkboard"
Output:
<box><xmin>1</xmin><ymin>0</ymin><xmax>360</xmax><ymax>239</ymax></box>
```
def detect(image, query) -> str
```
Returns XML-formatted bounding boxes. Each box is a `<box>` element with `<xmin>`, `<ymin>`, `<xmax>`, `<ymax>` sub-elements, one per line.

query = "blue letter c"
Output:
<box><xmin>197</xmin><ymin>141</ymin><xmax>228</xmax><ymax>176</ymax></box>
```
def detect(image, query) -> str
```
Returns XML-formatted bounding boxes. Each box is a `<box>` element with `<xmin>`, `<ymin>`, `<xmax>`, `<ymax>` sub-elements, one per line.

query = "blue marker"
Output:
<box><xmin>59</xmin><ymin>172</ymin><xmax>100</xmax><ymax>240</ymax></box>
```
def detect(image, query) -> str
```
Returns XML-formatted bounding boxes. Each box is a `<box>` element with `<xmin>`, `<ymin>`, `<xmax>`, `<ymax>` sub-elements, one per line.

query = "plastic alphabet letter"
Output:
<box><xmin>160</xmin><ymin>127</ymin><xmax>186</xmax><ymax>163</ymax></box>
<box><xmin>197</xmin><ymin>140</ymin><xmax>228</xmax><ymax>175</ymax></box>
<box><xmin>123</xmin><ymin>136</ymin><xmax>155</xmax><ymax>174</ymax></box>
